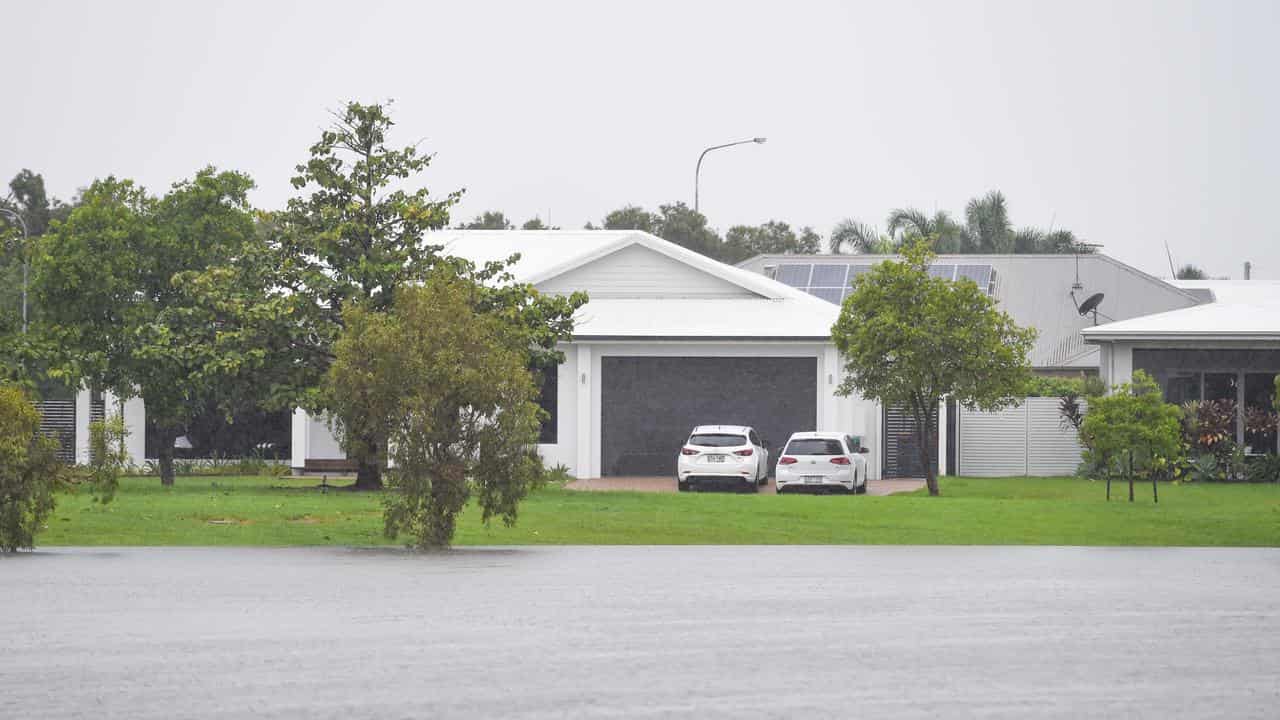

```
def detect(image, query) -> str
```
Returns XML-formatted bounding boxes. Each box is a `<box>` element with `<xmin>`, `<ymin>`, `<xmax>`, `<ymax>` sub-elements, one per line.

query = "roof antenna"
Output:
<box><xmin>1069</xmin><ymin>241</ymin><xmax>1103</xmax><ymax>305</ymax></box>
<box><xmin>1164</xmin><ymin>241</ymin><xmax>1177</xmax><ymax>278</ymax></box>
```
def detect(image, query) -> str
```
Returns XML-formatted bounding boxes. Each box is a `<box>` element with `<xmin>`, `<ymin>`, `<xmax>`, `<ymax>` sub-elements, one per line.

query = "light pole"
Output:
<box><xmin>694</xmin><ymin>137</ymin><xmax>766</xmax><ymax>215</ymax></box>
<box><xmin>0</xmin><ymin>208</ymin><xmax>28</xmax><ymax>334</ymax></box>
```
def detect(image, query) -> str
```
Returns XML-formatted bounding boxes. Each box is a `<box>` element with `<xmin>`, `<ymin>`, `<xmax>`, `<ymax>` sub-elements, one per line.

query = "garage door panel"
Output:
<box><xmin>601</xmin><ymin>357</ymin><xmax>817</xmax><ymax>477</ymax></box>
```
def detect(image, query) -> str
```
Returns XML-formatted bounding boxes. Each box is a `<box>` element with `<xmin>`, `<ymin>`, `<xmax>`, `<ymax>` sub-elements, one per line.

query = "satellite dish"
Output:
<box><xmin>1077</xmin><ymin>292</ymin><xmax>1105</xmax><ymax>317</ymax></box>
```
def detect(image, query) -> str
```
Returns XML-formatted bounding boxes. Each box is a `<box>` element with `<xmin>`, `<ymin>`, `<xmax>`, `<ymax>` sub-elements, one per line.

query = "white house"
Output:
<box><xmin>292</xmin><ymin>230</ymin><xmax>883</xmax><ymax>479</ymax></box>
<box><xmin>1082</xmin><ymin>279</ymin><xmax>1280</xmax><ymax>454</ymax></box>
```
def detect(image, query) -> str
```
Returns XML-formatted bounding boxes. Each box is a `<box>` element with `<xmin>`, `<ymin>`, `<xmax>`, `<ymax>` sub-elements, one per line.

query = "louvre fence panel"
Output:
<box><xmin>957</xmin><ymin>398</ymin><xmax>1085</xmax><ymax>477</ymax></box>
<box><xmin>37</xmin><ymin>400</ymin><xmax>76</xmax><ymax>463</ymax></box>
<box><xmin>957</xmin><ymin>403</ymin><xmax>1028</xmax><ymax>477</ymax></box>
<box><xmin>1026</xmin><ymin>397</ymin><xmax>1086</xmax><ymax>476</ymax></box>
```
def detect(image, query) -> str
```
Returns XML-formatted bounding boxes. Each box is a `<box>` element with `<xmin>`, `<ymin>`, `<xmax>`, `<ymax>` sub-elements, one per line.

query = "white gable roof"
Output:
<box><xmin>1084</xmin><ymin>280</ymin><xmax>1280</xmax><ymax>342</ymax></box>
<box><xmin>432</xmin><ymin>230</ymin><xmax>837</xmax><ymax>340</ymax></box>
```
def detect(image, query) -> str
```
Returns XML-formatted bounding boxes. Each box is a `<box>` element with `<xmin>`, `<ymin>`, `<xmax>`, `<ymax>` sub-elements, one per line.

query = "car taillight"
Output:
<box><xmin>778</xmin><ymin>457</ymin><xmax>798</xmax><ymax>465</ymax></box>
<box><xmin>830</xmin><ymin>457</ymin><xmax>851</xmax><ymax>465</ymax></box>
<box><xmin>681</xmin><ymin>447</ymin><xmax>698</xmax><ymax>455</ymax></box>
<box><xmin>734</xmin><ymin>448</ymin><xmax>753</xmax><ymax>456</ymax></box>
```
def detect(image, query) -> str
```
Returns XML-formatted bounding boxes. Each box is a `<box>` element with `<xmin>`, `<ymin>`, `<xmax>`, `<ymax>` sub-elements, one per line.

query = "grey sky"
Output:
<box><xmin>4</xmin><ymin>0</ymin><xmax>1277</xmax><ymax>278</ymax></box>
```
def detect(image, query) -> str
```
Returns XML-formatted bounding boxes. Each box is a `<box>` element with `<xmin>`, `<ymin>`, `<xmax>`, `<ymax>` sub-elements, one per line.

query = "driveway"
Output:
<box><xmin>566</xmin><ymin>475</ymin><xmax>926</xmax><ymax>495</ymax></box>
<box><xmin>2</xmin><ymin>546</ymin><xmax>1277</xmax><ymax>719</ymax></box>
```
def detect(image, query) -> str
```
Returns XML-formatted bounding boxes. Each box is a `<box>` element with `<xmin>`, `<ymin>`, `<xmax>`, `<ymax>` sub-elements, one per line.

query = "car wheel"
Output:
<box><xmin>744</xmin><ymin>479</ymin><xmax>759</xmax><ymax>494</ymax></box>
<box><xmin>856</xmin><ymin>474</ymin><xmax>868</xmax><ymax>494</ymax></box>
<box><xmin>677</xmin><ymin>479</ymin><xmax>689</xmax><ymax>492</ymax></box>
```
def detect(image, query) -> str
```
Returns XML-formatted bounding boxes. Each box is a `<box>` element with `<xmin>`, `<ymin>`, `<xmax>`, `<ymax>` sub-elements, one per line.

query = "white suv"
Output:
<box><xmin>775</xmin><ymin>432</ymin><xmax>868</xmax><ymax>495</ymax></box>
<box><xmin>676</xmin><ymin>425</ymin><xmax>770</xmax><ymax>493</ymax></box>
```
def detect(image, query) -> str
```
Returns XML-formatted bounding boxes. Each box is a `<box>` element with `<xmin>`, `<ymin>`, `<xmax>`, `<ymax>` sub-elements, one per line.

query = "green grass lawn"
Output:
<box><xmin>38</xmin><ymin>474</ymin><xmax>1280</xmax><ymax>547</ymax></box>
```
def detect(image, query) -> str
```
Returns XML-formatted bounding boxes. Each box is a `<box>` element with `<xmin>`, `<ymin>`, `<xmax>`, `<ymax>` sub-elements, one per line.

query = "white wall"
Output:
<box><xmin>73</xmin><ymin>388</ymin><xmax>146</xmax><ymax>467</ymax></box>
<box><xmin>287</xmin><ymin>339</ymin><xmax>886</xmax><ymax>480</ymax></box>
<box><xmin>538</xmin><ymin>244</ymin><xmax>753</xmax><ymax>298</ymax></box>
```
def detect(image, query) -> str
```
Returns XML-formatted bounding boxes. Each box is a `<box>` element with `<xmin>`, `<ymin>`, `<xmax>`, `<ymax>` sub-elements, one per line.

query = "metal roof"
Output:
<box><xmin>1083</xmin><ymin>282</ymin><xmax>1280</xmax><ymax>342</ymax></box>
<box><xmin>738</xmin><ymin>253</ymin><xmax>1202</xmax><ymax>368</ymax></box>
<box><xmin>435</xmin><ymin>231</ymin><xmax>838</xmax><ymax>341</ymax></box>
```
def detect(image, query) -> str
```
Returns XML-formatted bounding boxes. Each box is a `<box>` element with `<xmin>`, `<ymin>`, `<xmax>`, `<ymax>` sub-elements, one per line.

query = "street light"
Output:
<box><xmin>694</xmin><ymin>137</ymin><xmax>767</xmax><ymax>214</ymax></box>
<box><xmin>0</xmin><ymin>208</ymin><xmax>28</xmax><ymax>334</ymax></box>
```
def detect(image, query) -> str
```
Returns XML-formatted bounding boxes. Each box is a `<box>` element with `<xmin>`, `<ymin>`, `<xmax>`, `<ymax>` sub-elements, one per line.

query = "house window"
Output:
<box><xmin>537</xmin><ymin>365</ymin><xmax>558</xmax><ymax>444</ymax></box>
<box><xmin>1165</xmin><ymin>373</ymin><xmax>1201</xmax><ymax>405</ymax></box>
<box><xmin>1244</xmin><ymin>373</ymin><xmax>1278</xmax><ymax>454</ymax></box>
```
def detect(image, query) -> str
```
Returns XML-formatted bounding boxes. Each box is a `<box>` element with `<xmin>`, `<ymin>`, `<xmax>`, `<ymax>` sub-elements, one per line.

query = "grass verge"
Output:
<box><xmin>37</xmin><ymin>474</ymin><xmax>1280</xmax><ymax>547</ymax></box>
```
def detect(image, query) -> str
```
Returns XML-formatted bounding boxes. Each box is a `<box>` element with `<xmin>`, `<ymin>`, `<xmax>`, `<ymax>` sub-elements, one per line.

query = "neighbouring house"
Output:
<box><xmin>736</xmin><ymin>253</ymin><xmax>1204</xmax><ymax>477</ymax></box>
<box><xmin>1083</xmin><ymin>279</ymin><xmax>1280</xmax><ymax>454</ymax></box>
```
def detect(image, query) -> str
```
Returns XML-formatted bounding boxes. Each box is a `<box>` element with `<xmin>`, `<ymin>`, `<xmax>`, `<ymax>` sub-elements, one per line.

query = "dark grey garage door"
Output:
<box><xmin>600</xmin><ymin>356</ymin><xmax>817</xmax><ymax>477</ymax></box>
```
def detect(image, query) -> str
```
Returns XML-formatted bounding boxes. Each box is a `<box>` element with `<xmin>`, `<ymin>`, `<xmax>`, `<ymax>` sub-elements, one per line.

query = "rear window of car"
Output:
<box><xmin>689</xmin><ymin>434</ymin><xmax>748</xmax><ymax>447</ymax></box>
<box><xmin>784</xmin><ymin>438</ymin><xmax>845</xmax><ymax>455</ymax></box>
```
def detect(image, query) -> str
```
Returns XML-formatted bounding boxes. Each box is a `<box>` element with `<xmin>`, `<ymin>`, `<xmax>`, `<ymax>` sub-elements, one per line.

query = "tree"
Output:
<box><xmin>887</xmin><ymin>208</ymin><xmax>967</xmax><ymax>253</ymax></box>
<box><xmin>839</xmin><ymin>192</ymin><xmax>1087</xmax><ymax>256</ymax></box>
<box><xmin>601</xmin><ymin>205</ymin><xmax>658</xmax><ymax>233</ymax></box>
<box><xmin>1079</xmin><ymin>371</ymin><xmax>1183</xmax><ymax>502</ymax></box>
<box><xmin>1175</xmin><ymin>264</ymin><xmax>1207</xmax><ymax>280</ymax></box>
<box><xmin>33</xmin><ymin>169</ymin><xmax>261</xmax><ymax>486</ymax></box>
<box><xmin>831</xmin><ymin>239</ymin><xmax>1036</xmax><ymax>496</ymax></box>
<box><xmin>460</xmin><ymin>211</ymin><xmax>512</xmax><ymax>230</ymax></box>
<box><xmin>272</xmin><ymin>101</ymin><xmax>462</xmax><ymax>489</ymax></box>
<box><xmin>963</xmin><ymin>191</ymin><xmax>1014</xmax><ymax>253</ymax></box>
<box><xmin>326</xmin><ymin>271</ymin><xmax>557</xmax><ymax>548</ymax></box>
<box><xmin>0</xmin><ymin>384</ymin><xmax>64</xmax><ymax>551</ymax></box>
<box><xmin>829</xmin><ymin>220</ymin><xmax>892</xmax><ymax>254</ymax></box>
<box><xmin>722</xmin><ymin>221</ymin><xmax>821</xmax><ymax>264</ymax></box>
<box><xmin>601</xmin><ymin>203</ymin><xmax>727</xmax><ymax>258</ymax></box>
<box><xmin>521</xmin><ymin>217</ymin><xmax>557</xmax><ymax>230</ymax></box>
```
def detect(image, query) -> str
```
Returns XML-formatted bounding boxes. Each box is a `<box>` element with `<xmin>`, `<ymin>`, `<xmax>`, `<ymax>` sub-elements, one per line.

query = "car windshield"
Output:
<box><xmin>689</xmin><ymin>433</ymin><xmax>748</xmax><ymax>447</ymax></box>
<box><xmin>785</xmin><ymin>439</ymin><xmax>844</xmax><ymax>455</ymax></box>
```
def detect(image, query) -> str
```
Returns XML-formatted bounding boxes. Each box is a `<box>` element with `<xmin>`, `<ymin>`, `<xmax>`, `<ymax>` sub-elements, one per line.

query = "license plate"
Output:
<box><xmin>803</xmin><ymin>476</ymin><xmax>824</xmax><ymax>484</ymax></box>
<box><xmin>708</xmin><ymin>455</ymin><xmax>726</xmax><ymax>463</ymax></box>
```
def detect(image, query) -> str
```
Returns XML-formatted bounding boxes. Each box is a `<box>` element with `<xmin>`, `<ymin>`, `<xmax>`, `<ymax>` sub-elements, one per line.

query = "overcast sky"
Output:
<box><xmin>4</xmin><ymin>1</ymin><xmax>1277</xmax><ymax>278</ymax></box>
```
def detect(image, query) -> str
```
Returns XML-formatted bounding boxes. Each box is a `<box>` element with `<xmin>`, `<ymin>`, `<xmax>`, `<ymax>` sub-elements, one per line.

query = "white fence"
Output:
<box><xmin>957</xmin><ymin>397</ymin><xmax>1085</xmax><ymax>477</ymax></box>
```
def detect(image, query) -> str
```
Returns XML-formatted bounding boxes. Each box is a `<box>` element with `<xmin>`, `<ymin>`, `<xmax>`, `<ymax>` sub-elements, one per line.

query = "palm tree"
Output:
<box><xmin>886</xmin><ymin>208</ymin><xmax>966</xmax><ymax>252</ymax></box>
<box><xmin>963</xmin><ymin>191</ymin><xmax>1014</xmax><ymax>253</ymax></box>
<box><xmin>829</xmin><ymin>219</ymin><xmax>888</xmax><ymax>254</ymax></box>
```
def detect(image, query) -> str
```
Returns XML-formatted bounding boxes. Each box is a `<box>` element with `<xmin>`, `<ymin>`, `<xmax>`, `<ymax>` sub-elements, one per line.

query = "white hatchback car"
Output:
<box><xmin>775</xmin><ymin>432</ymin><xmax>869</xmax><ymax>494</ymax></box>
<box><xmin>676</xmin><ymin>425</ymin><xmax>770</xmax><ymax>493</ymax></box>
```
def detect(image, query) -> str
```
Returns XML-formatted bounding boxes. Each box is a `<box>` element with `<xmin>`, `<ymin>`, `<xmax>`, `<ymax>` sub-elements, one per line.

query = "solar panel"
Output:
<box><xmin>806</xmin><ymin>287</ymin><xmax>844</xmax><ymax>305</ymax></box>
<box><xmin>774</xmin><ymin>264</ymin><xmax>812</xmax><ymax>287</ymax></box>
<box><xmin>809</xmin><ymin>264</ymin><xmax>849</xmax><ymax>288</ymax></box>
<box><xmin>955</xmin><ymin>265</ymin><xmax>992</xmax><ymax>287</ymax></box>
<box><xmin>928</xmin><ymin>264</ymin><xmax>956</xmax><ymax>280</ymax></box>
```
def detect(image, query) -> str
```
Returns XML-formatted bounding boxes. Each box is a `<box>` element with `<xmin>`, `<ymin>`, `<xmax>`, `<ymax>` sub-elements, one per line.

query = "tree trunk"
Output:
<box><xmin>351</xmin><ymin>432</ymin><xmax>383</xmax><ymax>490</ymax></box>
<box><xmin>157</xmin><ymin>427</ymin><xmax>178</xmax><ymax>487</ymax></box>
<box><xmin>916</xmin><ymin>405</ymin><xmax>939</xmax><ymax>496</ymax></box>
<box><xmin>354</xmin><ymin>457</ymin><xmax>383</xmax><ymax>490</ymax></box>
<box><xmin>1127</xmin><ymin>451</ymin><xmax>1135</xmax><ymax>502</ymax></box>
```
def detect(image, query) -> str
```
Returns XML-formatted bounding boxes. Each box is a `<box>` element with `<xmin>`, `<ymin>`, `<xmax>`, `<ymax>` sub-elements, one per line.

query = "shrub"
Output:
<box><xmin>0</xmin><ymin>384</ymin><xmax>67</xmax><ymax>551</ymax></box>
<box><xmin>1246</xmin><ymin>454</ymin><xmax>1280</xmax><ymax>483</ymax></box>
<box><xmin>1079</xmin><ymin>371</ymin><xmax>1183</xmax><ymax>501</ymax></box>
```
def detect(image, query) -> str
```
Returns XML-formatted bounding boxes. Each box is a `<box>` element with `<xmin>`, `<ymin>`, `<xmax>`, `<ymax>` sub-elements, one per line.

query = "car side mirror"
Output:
<box><xmin>857</xmin><ymin>447</ymin><xmax>869</xmax><ymax>454</ymax></box>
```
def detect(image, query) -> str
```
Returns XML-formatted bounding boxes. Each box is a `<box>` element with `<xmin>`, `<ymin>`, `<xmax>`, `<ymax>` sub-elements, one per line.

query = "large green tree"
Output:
<box><xmin>271</xmin><ymin>101</ymin><xmax>461</xmax><ymax>489</ymax></box>
<box><xmin>831</xmin><ymin>239</ymin><xmax>1036</xmax><ymax>495</ymax></box>
<box><xmin>326</xmin><ymin>270</ymin><xmax>570</xmax><ymax>547</ymax></box>
<box><xmin>33</xmin><ymin>169</ymin><xmax>261</xmax><ymax>485</ymax></box>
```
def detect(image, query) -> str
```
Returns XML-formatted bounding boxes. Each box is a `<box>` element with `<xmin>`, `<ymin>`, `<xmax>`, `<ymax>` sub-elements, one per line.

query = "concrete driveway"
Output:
<box><xmin>566</xmin><ymin>475</ymin><xmax>926</xmax><ymax>495</ymax></box>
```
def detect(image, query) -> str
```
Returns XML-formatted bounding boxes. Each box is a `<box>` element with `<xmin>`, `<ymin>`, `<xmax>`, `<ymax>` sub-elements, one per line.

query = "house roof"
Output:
<box><xmin>1084</xmin><ymin>281</ymin><xmax>1280</xmax><ymax>343</ymax></box>
<box><xmin>1169</xmin><ymin>279</ymin><xmax>1280</xmax><ymax>304</ymax></box>
<box><xmin>432</xmin><ymin>230</ymin><xmax>838</xmax><ymax>340</ymax></box>
<box><xmin>736</xmin><ymin>252</ymin><xmax>1202</xmax><ymax>368</ymax></box>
